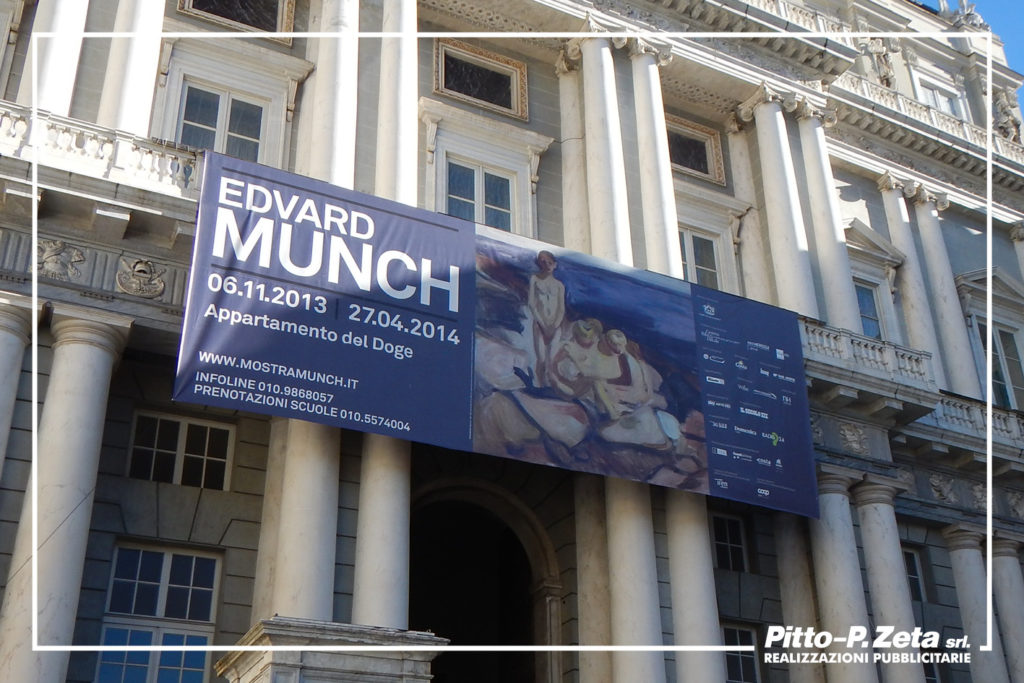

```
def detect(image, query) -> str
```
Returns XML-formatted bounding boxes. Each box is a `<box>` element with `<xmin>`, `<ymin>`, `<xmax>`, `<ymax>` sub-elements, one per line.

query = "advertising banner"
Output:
<box><xmin>175</xmin><ymin>154</ymin><xmax>818</xmax><ymax>517</ymax></box>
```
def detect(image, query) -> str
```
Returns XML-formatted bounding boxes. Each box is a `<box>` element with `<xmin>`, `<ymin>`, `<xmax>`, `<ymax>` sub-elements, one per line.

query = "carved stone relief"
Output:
<box><xmin>838</xmin><ymin>422</ymin><xmax>868</xmax><ymax>455</ymax></box>
<box><xmin>116</xmin><ymin>258</ymin><xmax>167</xmax><ymax>299</ymax></box>
<box><xmin>36</xmin><ymin>239</ymin><xmax>85</xmax><ymax>281</ymax></box>
<box><xmin>929</xmin><ymin>473</ymin><xmax>958</xmax><ymax>504</ymax></box>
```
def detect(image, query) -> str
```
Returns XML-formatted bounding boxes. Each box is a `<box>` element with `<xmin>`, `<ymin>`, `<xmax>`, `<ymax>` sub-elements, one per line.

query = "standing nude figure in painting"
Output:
<box><xmin>528</xmin><ymin>250</ymin><xmax>565</xmax><ymax>386</ymax></box>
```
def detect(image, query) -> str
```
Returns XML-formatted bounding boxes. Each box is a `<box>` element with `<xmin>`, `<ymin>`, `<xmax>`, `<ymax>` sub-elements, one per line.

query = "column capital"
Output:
<box><xmin>1009</xmin><ymin>220</ymin><xmax>1024</xmax><ymax>242</ymax></box>
<box><xmin>736</xmin><ymin>82</ymin><xmax>784</xmax><ymax>122</ymax></box>
<box><xmin>818</xmin><ymin>472</ymin><xmax>859</xmax><ymax>497</ymax></box>
<box><xmin>852</xmin><ymin>481</ymin><xmax>899</xmax><ymax>507</ymax></box>
<box><xmin>555</xmin><ymin>47</ymin><xmax>581</xmax><ymax>76</ymax></box>
<box><xmin>876</xmin><ymin>171</ymin><xmax>905</xmax><ymax>193</ymax></box>
<box><xmin>992</xmin><ymin>537</ymin><xmax>1022</xmax><ymax>558</ymax></box>
<box><xmin>0</xmin><ymin>297</ymin><xmax>34</xmax><ymax>345</ymax></box>
<box><xmin>942</xmin><ymin>524</ymin><xmax>985</xmax><ymax>552</ymax></box>
<box><xmin>627</xmin><ymin>37</ymin><xmax>672</xmax><ymax>66</ymax></box>
<box><xmin>903</xmin><ymin>181</ymin><xmax>949</xmax><ymax>211</ymax></box>
<box><xmin>792</xmin><ymin>97</ymin><xmax>838</xmax><ymax>127</ymax></box>
<box><xmin>50</xmin><ymin>308</ymin><xmax>132</xmax><ymax>357</ymax></box>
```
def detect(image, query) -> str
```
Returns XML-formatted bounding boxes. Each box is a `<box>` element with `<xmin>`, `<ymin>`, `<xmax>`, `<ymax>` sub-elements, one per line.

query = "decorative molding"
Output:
<box><xmin>969</xmin><ymin>482</ymin><xmax>987</xmax><ymax>511</ymax></box>
<box><xmin>1007</xmin><ymin>490</ymin><xmax>1024</xmax><ymax>520</ymax></box>
<box><xmin>628</xmin><ymin>37</ymin><xmax>671</xmax><ymax>66</ymax></box>
<box><xmin>929</xmin><ymin>473</ymin><xmax>958</xmax><ymax>504</ymax></box>
<box><xmin>36</xmin><ymin>239</ymin><xmax>85</xmax><ymax>281</ymax></box>
<box><xmin>903</xmin><ymin>181</ymin><xmax>950</xmax><ymax>211</ymax></box>
<box><xmin>838</xmin><ymin>422</ymin><xmax>868</xmax><ymax>455</ymax></box>
<box><xmin>876</xmin><ymin>171</ymin><xmax>904</xmax><ymax>193</ymax></box>
<box><xmin>116</xmin><ymin>258</ymin><xmax>167</xmax><ymax>299</ymax></box>
<box><xmin>736</xmin><ymin>83</ymin><xmax>784</xmax><ymax>123</ymax></box>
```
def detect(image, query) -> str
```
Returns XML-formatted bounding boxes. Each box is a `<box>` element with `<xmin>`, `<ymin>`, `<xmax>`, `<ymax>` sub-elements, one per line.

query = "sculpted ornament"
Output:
<box><xmin>994</xmin><ymin>89</ymin><xmax>1022</xmax><ymax>143</ymax></box>
<box><xmin>838</xmin><ymin>422</ymin><xmax>868</xmax><ymax>455</ymax></box>
<box><xmin>1007</xmin><ymin>490</ymin><xmax>1024</xmax><ymax>519</ymax></box>
<box><xmin>36</xmin><ymin>239</ymin><xmax>85</xmax><ymax>281</ymax></box>
<box><xmin>969</xmin><ymin>482</ymin><xmax>987</xmax><ymax>511</ymax></box>
<box><xmin>116</xmin><ymin>258</ymin><xmax>167</xmax><ymax>299</ymax></box>
<box><xmin>929</xmin><ymin>473</ymin><xmax>958</xmax><ymax>504</ymax></box>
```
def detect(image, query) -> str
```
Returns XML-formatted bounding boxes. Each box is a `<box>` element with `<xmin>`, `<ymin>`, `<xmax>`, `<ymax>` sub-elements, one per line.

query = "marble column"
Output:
<box><xmin>808</xmin><ymin>470</ymin><xmax>878</xmax><ymax>683</ymax></box>
<box><xmin>0</xmin><ymin>297</ymin><xmax>32</xmax><ymax>481</ymax></box>
<box><xmin>725</xmin><ymin>116</ymin><xmax>773</xmax><ymax>304</ymax></box>
<box><xmin>942</xmin><ymin>525</ymin><xmax>1011</xmax><ymax>683</ymax></box>
<box><xmin>993</xmin><ymin>537</ymin><xmax>1024</xmax><ymax>683</ymax></box>
<box><xmin>876</xmin><ymin>173</ymin><xmax>948</xmax><ymax>388</ymax></box>
<box><xmin>852</xmin><ymin>481</ymin><xmax>925</xmax><ymax>683</ymax></box>
<box><xmin>96</xmin><ymin>0</ymin><xmax>164</xmax><ymax>135</ymax></box>
<box><xmin>773</xmin><ymin>513</ymin><xmax>824</xmax><ymax>683</ymax></box>
<box><xmin>351</xmin><ymin>0</ymin><xmax>417</xmax><ymax>630</ymax></box>
<box><xmin>556</xmin><ymin>49</ymin><xmax>590</xmax><ymax>255</ymax></box>
<box><xmin>794</xmin><ymin>100</ymin><xmax>861</xmax><ymax>331</ymax></box>
<box><xmin>17</xmin><ymin>0</ymin><xmax>89</xmax><ymax>114</ymax></box>
<box><xmin>0</xmin><ymin>309</ymin><xmax>130</xmax><ymax>683</ymax></box>
<box><xmin>629</xmin><ymin>38</ymin><xmax>683</xmax><ymax>278</ymax></box>
<box><xmin>737</xmin><ymin>84</ymin><xmax>819</xmax><ymax>318</ymax></box>
<box><xmin>906</xmin><ymin>184</ymin><xmax>981</xmax><ymax>398</ymax></box>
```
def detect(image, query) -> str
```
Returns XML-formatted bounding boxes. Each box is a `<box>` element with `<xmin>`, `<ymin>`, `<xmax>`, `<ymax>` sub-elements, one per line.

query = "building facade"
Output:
<box><xmin>0</xmin><ymin>0</ymin><xmax>1023</xmax><ymax>682</ymax></box>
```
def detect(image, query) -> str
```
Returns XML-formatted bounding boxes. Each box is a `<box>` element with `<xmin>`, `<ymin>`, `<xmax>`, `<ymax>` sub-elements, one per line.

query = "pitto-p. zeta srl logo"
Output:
<box><xmin>762</xmin><ymin>626</ymin><xmax>972</xmax><ymax>665</ymax></box>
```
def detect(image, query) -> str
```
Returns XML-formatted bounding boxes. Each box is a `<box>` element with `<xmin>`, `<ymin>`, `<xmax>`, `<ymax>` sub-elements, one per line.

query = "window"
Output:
<box><xmin>178</xmin><ymin>83</ymin><xmax>264</xmax><ymax>162</ymax></box>
<box><xmin>666</xmin><ymin>115</ymin><xmax>725</xmax><ymax>185</ymax></box>
<box><xmin>128</xmin><ymin>413</ymin><xmax>233</xmax><ymax>490</ymax></box>
<box><xmin>435</xmin><ymin>40</ymin><xmax>528</xmax><ymax>120</ymax></box>
<box><xmin>918</xmin><ymin>83</ymin><xmax>961</xmax><ymax>119</ymax></box>
<box><xmin>711</xmin><ymin>514</ymin><xmax>748</xmax><ymax>571</ymax></box>
<box><xmin>855</xmin><ymin>281</ymin><xmax>883</xmax><ymax>340</ymax></box>
<box><xmin>903</xmin><ymin>547</ymin><xmax>925</xmax><ymax>602</ymax></box>
<box><xmin>98</xmin><ymin>546</ymin><xmax>219</xmax><ymax>683</ymax></box>
<box><xmin>420</xmin><ymin>97</ymin><xmax>553</xmax><ymax>238</ymax></box>
<box><xmin>446</xmin><ymin>160</ymin><xmax>513</xmax><ymax>231</ymax></box>
<box><xmin>679</xmin><ymin>228</ymin><xmax>720</xmax><ymax>289</ymax></box>
<box><xmin>178</xmin><ymin>0</ymin><xmax>295</xmax><ymax>38</ymax></box>
<box><xmin>723</xmin><ymin>626</ymin><xmax>760</xmax><ymax>683</ymax></box>
<box><xmin>979</xmin><ymin>323</ymin><xmax>1024</xmax><ymax>410</ymax></box>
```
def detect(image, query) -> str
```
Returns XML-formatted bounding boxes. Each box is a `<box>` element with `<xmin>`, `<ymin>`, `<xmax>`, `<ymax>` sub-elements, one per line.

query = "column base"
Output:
<box><xmin>216</xmin><ymin>617</ymin><xmax>448</xmax><ymax>683</ymax></box>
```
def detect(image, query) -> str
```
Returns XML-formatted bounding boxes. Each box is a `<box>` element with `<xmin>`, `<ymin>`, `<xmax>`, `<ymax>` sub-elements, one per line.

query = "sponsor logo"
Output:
<box><xmin>706</xmin><ymin>375</ymin><xmax>725</xmax><ymax>385</ymax></box>
<box><xmin>747</xmin><ymin>341</ymin><xmax>770</xmax><ymax>352</ymax></box>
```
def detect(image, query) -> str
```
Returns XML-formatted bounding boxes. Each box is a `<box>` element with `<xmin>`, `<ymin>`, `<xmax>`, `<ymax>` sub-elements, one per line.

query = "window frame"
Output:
<box><xmin>177</xmin><ymin>0</ymin><xmax>295</xmax><ymax>44</ymax></box>
<box><xmin>911</xmin><ymin>72</ymin><xmax>970</xmax><ymax>123</ymax></box>
<box><xmin>678</xmin><ymin>226</ymin><xmax>722</xmax><ymax>290</ymax></box>
<box><xmin>722</xmin><ymin>623</ymin><xmax>762</xmax><ymax>683</ymax></box>
<box><xmin>902</xmin><ymin>546</ymin><xmax>926</xmax><ymax>602</ymax></box>
<box><xmin>443</xmin><ymin>157</ymin><xmax>516</xmax><ymax>231</ymax></box>
<box><xmin>420</xmin><ymin>97</ymin><xmax>553</xmax><ymax>239</ymax></box>
<box><xmin>665</xmin><ymin>114</ymin><xmax>726</xmax><ymax>186</ymax></box>
<box><xmin>434</xmin><ymin>39</ymin><xmax>528</xmax><ymax>121</ymax></box>
<box><xmin>710</xmin><ymin>512</ymin><xmax>749</xmax><ymax>572</ymax></box>
<box><xmin>127</xmin><ymin>411</ymin><xmax>235</xmax><ymax>490</ymax></box>
<box><xmin>176</xmin><ymin>81</ymin><xmax>267</xmax><ymax>163</ymax></box>
<box><xmin>854</xmin><ymin>279</ymin><xmax>885</xmax><ymax>341</ymax></box>
<box><xmin>673</xmin><ymin>183</ymin><xmax>743</xmax><ymax>295</ymax></box>
<box><xmin>844</xmin><ymin>217</ymin><xmax>905</xmax><ymax>343</ymax></box>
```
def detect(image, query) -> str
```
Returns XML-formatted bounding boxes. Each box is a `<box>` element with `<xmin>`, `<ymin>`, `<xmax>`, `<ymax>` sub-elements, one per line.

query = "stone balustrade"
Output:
<box><xmin>801</xmin><ymin>318</ymin><xmax>934</xmax><ymax>389</ymax></box>
<box><xmin>0</xmin><ymin>101</ymin><xmax>197</xmax><ymax>198</ymax></box>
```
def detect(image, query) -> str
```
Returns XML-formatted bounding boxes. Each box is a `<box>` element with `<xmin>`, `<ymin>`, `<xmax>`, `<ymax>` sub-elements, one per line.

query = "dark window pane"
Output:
<box><xmin>228</xmin><ymin>99</ymin><xmax>263</xmax><ymax>139</ymax></box>
<box><xmin>157</xmin><ymin>419</ymin><xmax>179</xmax><ymax>451</ymax></box>
<box><xmin>153</xmin><ymin>452</ymin><xmax>176</xmax><ymax>483</ymax></box>
<box><xmin>189</xmin><ymin>589</ymin><xmax>213</xmax><ymax>621</ymax></box>
<box><xmin>183</xmin><ymin>669</ymin><xmax>205</xmax><ymax>683</ymax></box>
<box><xmin>693</xmin><ymin>236</ymin><xmax>716</xmax><ymax>270</ymax></box>
<box><xmin>484</xmin><ymin>207</ymin><xmax>511</xmax><ymax>231</ymax></box>
<box><xmin>162</xmin><ymin>632</ymin><xmax>186</xmax><ymax>647</ymax></box>
<box><xmin>484</xmin><ymin>173</ymin><xmax>510</xmax><ymax>210</ymax></box>
<box><xmin>181</xmin><ymin>456</ymin><xmax>204</xmax><ymax>487</ymax></box>
<box><xmin>447</xmin><ymin>163</ymin><xmax>474</xmax><ymax>201</ymax></box>
<box><xmin>193</xmin><ymin>557</ymin><xmax>216</xmax><ymax>588</ymax></box>
<box><xmin>183</xmin><ymin>87</ymin><xmax>219</xmax><ymax>128</ymax></box>
<box><xmin>185</xmin><ymin>424</ymin><xmax>207</xmax><ymax>456</ymax></box>
<box><xmin>170</xmin><ymin>554</ymin><xmax>193</xmax><ymax>587</ymax></box>
<box><xmin>443</xmin><ymin>52</ymin><xmax>512</xmax><ymax>109</ymax></box>
<box><xmin>128</xmin><ymin>449</ymin><xmax>153</xmax><ymax>479</ymax></box>
<box><xmin>115</xmin><ymin>548</ymin><xmax>140</xmax><ymax>579</ymax></box>
<box><xmin>668</xmin><ymin>131</ymin><xmax>709</xmax><ymax>174</ymax></box>
<box><xmin>207</xmin><ymin>428</ymin><xmax>229</xmax><ymax>458</ymax></box>
<box><xmin>204</xmin><ymin>460</ymin><xmax>226</xmax><ymax>490</ymax></box>
<box><xmin>165</xmin><ymin>586</ymin><xmax>189</xmax><ymax>619</ymax></box>
<box><xmin>447</xmin><ymin>197</ymin><xmax>475</xmax><ymax>222</ymax></box>
<box><xmin>134</xmin><ymin>416</ymin><xmax>157</xmax><ymax>447</ymax></box>
<box><xmin>157</xmin><ymin>667</ymin><xmax>180</xmax><ymax>683</ymax></box>
<box><xmin>191</xmin><ymin>0</ymin><xmax>280</xmax><ymax>32</ymax></box>
<box><xmin>103</xmin><ymin>628</ymin><xmax>129</xmax><ymax>647</ymax></box>
<box><xmin>696</xmin><ymin>268</ymin><xmax>719</xmax><ymax>290</ymax></box>
<box><xmin>124</xmin><ymin>667</ymin><xmax>148</xmax><ymax>683</ymax></box>
<box><xmin>134</xmin><ymin>583</ymin><xmax>159</xmax><ymax>615</ymax></box>
<box><xmin>226</xmin><ymin>135</ymin><xmax>260</xmax><ymax>162</ymax></box>
<box><xmin>108</xmin><ymin>581</ymin><xmax>134</xmax><ymax>613</ymax></box>
<box><xmin>180</xmin><ymin>123</ymin><xmax>217</xmax><ymax>151</ymax></box>
<box><xmin>139</xmin><ymin>550</ymin><xmax>164</xmax><ymax>582</ymax></box>
<box><xmin>184</xmin><ymin>648</ymin><xmax>207</xmax><ymax>668</ymax></box>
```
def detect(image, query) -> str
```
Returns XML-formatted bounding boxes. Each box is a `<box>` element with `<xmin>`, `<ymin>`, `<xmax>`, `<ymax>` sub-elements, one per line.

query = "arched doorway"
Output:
<box><xmin>410</xmin><ymin>479</ymin><xmax>563</xmax><ymax>683</ymax></box>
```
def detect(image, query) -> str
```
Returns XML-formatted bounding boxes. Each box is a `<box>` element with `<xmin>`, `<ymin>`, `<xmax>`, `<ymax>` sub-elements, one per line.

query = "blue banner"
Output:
<box><xmin>175</xmin><ymin>154</ymin><xmax>818</xmax><ymax>517</ymax></box>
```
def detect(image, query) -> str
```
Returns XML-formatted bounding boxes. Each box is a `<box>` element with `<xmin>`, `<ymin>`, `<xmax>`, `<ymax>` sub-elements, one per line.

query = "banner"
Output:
<box><xmin>175</xmin><ymin>154</ymin><xmax>818</xmax><ymax>517</ymax></box>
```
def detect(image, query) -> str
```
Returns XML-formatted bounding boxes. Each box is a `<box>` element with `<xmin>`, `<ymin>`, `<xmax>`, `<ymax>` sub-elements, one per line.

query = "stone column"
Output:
<box><xmin>351</xmin><ymin>0</ymin><xmax>417</xmax><ymax>630</ymax></box>
<box><xmin>306</xmin><ymin>0</ymin><xmax>360</xmax><ymax>188</ymax></box>
<box><xmin>993</xmin><ymin>537</ymin><xmax>1024</xmax><ymax>683</ymax></box>
<box><xmin>1011</xmin><ymin>222</ymin><xmax>1024</xmax><ymax>286</ymax></box>
<box><xmin>906</xmin><ymin>184</ymin><xmax>982</xmax><ymax>398</ymax></box>
<box><xmin>942</xmin><ymin>525</ymin><xmax>1011</xmax><ymax>683</ymax></box>
<box><xmin>629</xmin><ymin>38</ymin><xmax>683</xmax><ymax>277</ymax></box>
<box><xmin>737</xmin><ymin>84</ymin><xmax>819</xmax><ymax>318</ymax></box>
<box><xmin>96</xmin><ymin>0</ymin><xmax>164</xmax><ymax>135</ymax></box>
<box><xmin>0</xmin><ymin>309</ymin><xmax>130</xmax><ymax>683</ymax></box>
<box><xmin>667</xmin><ymin>492</ymin><xmax>727</xmax><ymax>682</ymax></box>
<box><xmin>0</xmin><ymin>297</ymin><xmax>32</xmax><ymax>481</ymax></box>
<box><xmin>773</xmin><ymin>513</ymin><xmax>824</xmax><ymax>683</ymax></box>
<box><xmin>726</xmin><ymin>116</ymin><xmax>773</xmax><ymax>304</ymax></box>
<box><xmin>876</xmin><ymin>173</ymin><xmax>948</xmax><ymax>388</ymax></box>
<box><xmin>556</xmin><ymin>49</ymin><xmax>590</xmax><ymax>255</ymax></box>
<box><xmin>852</xmin><ymin>480</ymin><xmax>925</xmax><ymax>683</ymax></box>
<box><xmin>17</xmin><ymin>0</ymin><xmax>89</xmax><ymax>114</ymax></box>
<box><xmin>794</xmin><ymin>100</ymin><xmax>861</xmax><ymax>331</ymax></box>
<box><xmin>573</xmin><ymin>30</ymin><xmax>665</xmax><ymax>682</ymax></box>
<box><xmin>808</xmin><ymin>470</ymin><xmax>878</xmax><ymax>683</ymax></box>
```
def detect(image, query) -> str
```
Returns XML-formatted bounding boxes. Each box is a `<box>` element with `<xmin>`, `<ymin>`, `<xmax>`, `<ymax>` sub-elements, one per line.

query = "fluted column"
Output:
<box><xmin>351</xmin><ymin>0</ymin><xmax>418</xmax><ymax>630</ymax></box>
<box><xmin>96</xmin><ymin>0</ymin><xmax>164</xmax><ymax>135</ymax></box>
<box><xmin>17</xmin><ymin>0</ymin><xmax>89</xmax><ymax>114</ymax></box>
<box><xmin>773</xmin><ymin>513</ymin><xmax>824</xmax><ymax>683</ymax></box>
<box><xmin>0</xmin><ymin>310</ymin><xmax>130</xmax><ymax>683</ymax></box>
<box><xmin>808</xmin><ymin>471</ymin><xmax>878</xmax><ymax>683</ymax></box>
<box><xmin>737</xmin><ymin>84</ymin><xmax>819</xmax><ymax>317</ymax></box>
<box><xmin>993</xmin><ymin>537</ymin><xmax>1024</xmax><ymax>683</ymax></box>
<box><xmin>942</xmin><ymin>525</ymin><xmax>1011</xmax><ymax>683</ymax></box>
<box><xmin>306</xmin><ymin>0</ymin><xmax>360</xmax><ymax>187</ymax></box>
<box><xmin>573</xmin><ymin>31</ymin><xmax>665</xmax><ymax>683</ymax></box>
<box><xmin>794</xmin><ymin>100</ymin><xmax>861</xmax><ymax>331</ymax></box>
<box><xmin>907</xmin><ymin>184</ymin><xmax>981</xmax><ymax>398</ymax></box>
<box><xmin>629</xmin><ymin>38</ymin><xmax>683</xmax><ymax>277</ymax></box>
<box><xmin>0</xmin><ymin>298</ymin><xmax>32</xmax><ymax>481</ymax></box>
<box><xmin>876</xmin><ymin>173</ymin><xmax>948</xmax><ymax>388</ymax></box>
<box><xmin>852</xmin><ymin>481</ymin><xmax>925</xmax><ymax>683</ymax></box>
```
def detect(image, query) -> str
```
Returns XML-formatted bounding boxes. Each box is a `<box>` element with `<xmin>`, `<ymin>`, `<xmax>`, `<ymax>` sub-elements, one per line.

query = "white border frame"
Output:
<box><xmin>26</xmin><ymin>26</ymin><xmax>998</xmax><ymax>658</ymax></box>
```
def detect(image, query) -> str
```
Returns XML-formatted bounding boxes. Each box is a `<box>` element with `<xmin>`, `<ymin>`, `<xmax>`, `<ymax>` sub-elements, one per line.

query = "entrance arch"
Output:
<box><xmin>410</xmin><ymin>478</ymin><xmax>563</xmax><ymax>683</ymax></box>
